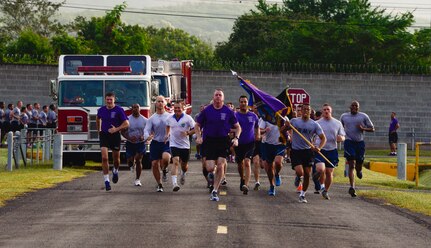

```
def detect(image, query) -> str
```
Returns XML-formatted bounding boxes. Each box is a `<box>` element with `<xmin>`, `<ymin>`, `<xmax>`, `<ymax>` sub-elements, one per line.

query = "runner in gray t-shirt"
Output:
<box><xmin>340</xmin><ymin>101</ymin><xmax>374</xmax><ymax>197</ymax></box>
<box><xmin>314</xmin><ymin>104</ymin><xmax>345</xmax><ymax>200</ymax></box>
<box><xmin>286</xmin><ymin>103</ymin><xmax>326</xmax><ymax>203</ymax></box>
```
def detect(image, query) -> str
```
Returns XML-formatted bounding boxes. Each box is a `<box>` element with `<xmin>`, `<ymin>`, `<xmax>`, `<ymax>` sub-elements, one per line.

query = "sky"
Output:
<box><xmin>56</xmin><ymin>0</ymin><xmax>431</xmax><ymax>44</ymax></box>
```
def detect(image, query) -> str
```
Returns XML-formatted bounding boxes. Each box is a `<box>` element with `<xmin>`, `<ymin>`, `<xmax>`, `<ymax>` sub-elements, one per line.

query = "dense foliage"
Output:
<box><xmin>215</xmin><ymin>0</ymin><xmax>431</xmax><ymax>67</ymax></box>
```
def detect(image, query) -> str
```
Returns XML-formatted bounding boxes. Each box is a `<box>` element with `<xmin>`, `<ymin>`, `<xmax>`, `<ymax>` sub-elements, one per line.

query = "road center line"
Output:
<box><xmin>217</xmin><ymin>225</ymin><xmax>228</xmax><ymax>234</ymax></box>
<box><xmin>218</xmin><ymin>204</ymin><xmax>226</xmax><ymax>210</ymax></box>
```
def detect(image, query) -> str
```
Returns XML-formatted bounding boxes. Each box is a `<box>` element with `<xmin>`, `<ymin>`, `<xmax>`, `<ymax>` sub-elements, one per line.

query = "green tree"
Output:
<box><xmin>147</xmin><ymin>27</ymin><xmax>213</xmax><ymax>60</ymax></box>
<box><xmin>0</xmin><ymin>0</ymin><xmax>64</xmax><ymax>39</ymax></box>
<box><xmin>5</xmin><ymin>29</ymin><xmax>54</xmax><ymax>64</ymax></box>
<box><xmin>215</xmin><ymin>0</ymin><xmax>419</xmax><ymax>66</ymax></box>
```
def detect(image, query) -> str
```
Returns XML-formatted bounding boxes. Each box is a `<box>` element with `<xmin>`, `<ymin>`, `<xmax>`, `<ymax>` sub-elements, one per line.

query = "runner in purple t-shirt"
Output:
<box><xmin>234</xmin><ymin>96</ymin><xmax>259</xmax><ymax>195</ymax></box>
<box><xmin>96</xmin><ymin>92</ymin><xmax>129</xmax><ymax>191</ymax></box>
<box><xmin>195</xmin><ymin>89</ymin><xmax>241</xmax><ymax>202</ymax></box>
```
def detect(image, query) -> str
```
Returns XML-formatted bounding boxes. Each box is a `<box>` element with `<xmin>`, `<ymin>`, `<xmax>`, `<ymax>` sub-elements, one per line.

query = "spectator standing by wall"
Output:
<box><xmin>389</xmin><ymin>112</ymin><xmax>400</xmax><ymax>156</ymax></box>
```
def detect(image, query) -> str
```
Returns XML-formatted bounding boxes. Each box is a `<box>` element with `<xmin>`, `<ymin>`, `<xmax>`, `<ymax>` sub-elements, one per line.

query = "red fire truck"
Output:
<box><xmin>50</xmin><ymin>55</ymin><xmax>193</xmax><ymax>165</ymax></box>
<box><xmin>151</xmin><ymin>60</ymin><xmax>193</xmax><ymax>114</ymax></box>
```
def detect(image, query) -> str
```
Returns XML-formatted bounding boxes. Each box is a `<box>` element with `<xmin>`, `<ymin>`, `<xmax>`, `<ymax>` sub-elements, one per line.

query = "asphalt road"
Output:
<box><xmin>1</xmin><ymin>159</ymin><xmax>430</xmax><ymax>248</ymax></box>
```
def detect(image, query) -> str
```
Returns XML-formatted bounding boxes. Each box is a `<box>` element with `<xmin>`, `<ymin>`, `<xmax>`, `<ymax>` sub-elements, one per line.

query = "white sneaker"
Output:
<box><xmin>134</xmin><ymin>179</ymin><xmax>142</xmax><ymax>186</ymax></box>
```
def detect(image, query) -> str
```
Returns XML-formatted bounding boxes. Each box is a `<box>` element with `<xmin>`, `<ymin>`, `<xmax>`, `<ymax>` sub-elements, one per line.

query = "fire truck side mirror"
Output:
<box><xmin>180</xmin><ymin>77</ymin><xmax>187</xmax><ymax>100</ymax></box>
<box><xmin>50</xmin><ymin>79</ymin><xmax>58</xmax><ymax>101</ymax></box>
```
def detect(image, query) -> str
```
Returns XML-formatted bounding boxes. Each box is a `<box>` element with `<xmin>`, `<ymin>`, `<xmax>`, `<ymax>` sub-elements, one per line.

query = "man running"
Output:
<box><xmin>314</xmin><ymin>103</ymin><xmax>345</xmax><ymax>200</ymax></box>
<box><xmin>195</xmin><ymin>89</ymin><xmax>241</xmax><ymax>202</ymax></box>
<box><xmin>340</xmin><ymin>101</ymin><xmax>374</xmax><ymax>197</ymax></box>
<box><xmin>144</xmin><ymin>96</ymin><xmax>172</xmax><ymax>192</ymax></box>
<box><xmin>259</xmin><ymin>120</ymin><xmax>286</xmax><ymax>196</ymax></box>
<box><xmin>96</xmin><ymin>92</ymin><xmax>129</xmax><ymax>191</ymax></box>
<box><xmin>121</xmin><ymin>103</ymin><xmax>147</xmax><ymax>187</ymax></box>
<box><xmin>165</xmin><ymin>101</ymin><xmax>195</xmax><ymax>192</ymax></box>
<box><xmin>234</xmin><ymin>96</ymin><xmax>260</xmax><ymax>195</ymax></box>
<box><xmin>286</xmin><ymin>103</ymin><xmax>326</xmax><ymax>203</ymax></box>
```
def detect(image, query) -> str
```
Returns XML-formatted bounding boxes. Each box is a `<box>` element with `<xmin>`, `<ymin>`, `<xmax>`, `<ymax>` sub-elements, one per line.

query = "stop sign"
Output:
<box><xmin>287</xmin><ymin>88</ymin><xmax>310</xmax><ymax>110</ymax></box>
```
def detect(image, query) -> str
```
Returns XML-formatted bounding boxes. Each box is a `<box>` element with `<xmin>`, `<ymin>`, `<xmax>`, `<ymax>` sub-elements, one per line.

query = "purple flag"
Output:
<box><xmin>239</xmin><ymin>78</ymin><xmax>290</xmax><ymax>144</ymax></box>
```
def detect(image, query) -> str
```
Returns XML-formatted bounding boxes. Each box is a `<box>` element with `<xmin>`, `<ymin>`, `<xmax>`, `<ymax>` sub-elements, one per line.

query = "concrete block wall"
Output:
<box><xmin>1</xmin><ymin>64</ymin><xmax>430</xmax><ymax>148</ymax></box>
<box><xmin>192</xmin><ymin>70</ymin><xmax>431</xmax><ymax>148</ymax></box>
<box><xmin>0</xmin><ymin>64</ymin><xmax>57</xmax><ymax>106</ymax></box>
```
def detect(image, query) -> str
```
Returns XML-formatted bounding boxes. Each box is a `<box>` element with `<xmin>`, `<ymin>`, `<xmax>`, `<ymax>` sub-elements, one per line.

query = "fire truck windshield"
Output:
<box><xmin>153</xmin><ymin>75</ymin><xmax>169</xmax><ymax>98</ymax></box>
<box><xmin>59</xmin><ymin>80</ymin><xmax>149</xmax><ymax>107</ymax></box>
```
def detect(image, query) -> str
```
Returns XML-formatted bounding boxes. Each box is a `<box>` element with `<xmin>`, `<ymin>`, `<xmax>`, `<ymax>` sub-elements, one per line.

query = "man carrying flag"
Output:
<box><xmin>285</xmin><ymin>103</ymin><xmax>326</xmax><ymax>203</ymax></box>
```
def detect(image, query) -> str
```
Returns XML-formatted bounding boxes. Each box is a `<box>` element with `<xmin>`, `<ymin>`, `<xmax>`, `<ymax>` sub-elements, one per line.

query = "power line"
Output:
<box><xmin>60</xmin><ymin>3</ymin><xmax>431</xmax><ymax>28</ymax></box>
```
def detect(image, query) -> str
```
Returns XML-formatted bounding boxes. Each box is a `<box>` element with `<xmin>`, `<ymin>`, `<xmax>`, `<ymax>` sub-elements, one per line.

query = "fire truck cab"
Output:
<box><xmin>50</xmin><ymin>55</ymin><xmax>153</xmax><ymax>165</ymax></box>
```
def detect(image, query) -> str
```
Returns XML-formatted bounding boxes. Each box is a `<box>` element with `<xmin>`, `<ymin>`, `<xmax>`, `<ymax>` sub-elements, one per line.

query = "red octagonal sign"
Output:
<box><xmin>287</xmin><ymin>88</ymin><xmax>310</xmax><ymax>110</ymax></box>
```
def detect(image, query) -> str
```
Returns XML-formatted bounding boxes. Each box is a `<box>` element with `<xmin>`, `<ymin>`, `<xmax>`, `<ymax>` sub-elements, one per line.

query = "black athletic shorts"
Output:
<box><xmin>171</xmin><ymin>147</ymin><xmax>190</xmax><ymax>163</ymax></box>
<box><xmin>291</xmin><ymin>149</ymin><xmax>314</xmax><ymax>169</ymax></box>
<box><xmin>99</xmin><ymin>132</ymin><xmax>121</xmax><ymax>151</ymax></box>
<box><xmin>234</xmin><ymin>141</ymin><xmax>255</xmax><ymax>163</ymax></box>
<box><xmin>389</xmin><ymin>132</ymin><xmax>398</xmax><ymax>144</ymax></box>
<box><xmin>203</xmin><ymin>136</ymin><xmax>229</xmax><ymax>161</ymax></box>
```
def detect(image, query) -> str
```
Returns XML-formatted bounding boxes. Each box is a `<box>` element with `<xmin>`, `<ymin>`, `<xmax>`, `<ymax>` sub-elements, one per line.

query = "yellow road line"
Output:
<box><xmin>218</xmin><ymin>204</ymin><xmax>227</xmax><ymax>210</ymax></box>
<box><xmin>217</xmin><ymin>225</ymin><xmax>228</xmax><ymax>234</ymax></box>
<box><xmin>219</xmin><ymin>191</ymin><xmax>227</xmax><ymax>196</ymax></box>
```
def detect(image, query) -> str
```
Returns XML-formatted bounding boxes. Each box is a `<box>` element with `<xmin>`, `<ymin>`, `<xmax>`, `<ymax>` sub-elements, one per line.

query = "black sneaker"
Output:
<box><xmin>221</xmin><ymin>178</ymin><xmax>227</xmax><ymax>186</ymax></box>
<box><xmin>240</xmin><ymin>179</ymin><xmax>245</xmax><ymax>191</ymax></box>
<box><xmin>322</xmin><ymin>190</ymin><xmax>330</xmax><ymax>200</ymax></box>
<box><xmin>112</xmin><ymin>171</ymin><xmax>119</xmax><ymax>184</ymax></box>
<box><xmin>348</xmin><ymin>187</ymin><xmax>357</xmax><ymax>197</ymax></box>
<box><xmin>242</xmin><ymin>185</ymin><xmax>249</xmax><ymax>195</ymax></box>
<box><xmin>105</xmin><ymin>181</ymin><xmax>111</xmax><ymax>191</ymax></box>
<box><xmin>254</xmin><ymin>182</ymin><xmax>261</xmax><ymax>191</ymax></box>
<box><xmin>357</xmin><ymin>170</ymin><xmax>363</xmax><ymax>179</ymax></box>
<box><xmin>157</xmin><ymin>184</ymin><xmax>164</xmax><ymax>192</ymax></box>
<box><xmin>299</xmin><ymin>195</ymin><xmax>308</xmax><ymax>203</ymax></box>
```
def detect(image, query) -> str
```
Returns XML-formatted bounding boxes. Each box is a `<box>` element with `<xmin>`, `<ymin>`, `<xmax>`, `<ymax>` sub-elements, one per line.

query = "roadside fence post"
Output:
<box><xmin>53</xmin><ymin>134</ymin><xmax>63</xmax><ymax>170</ymax></box>
<box><xmin>397</xmin><ymin>143</ymin><xmax>407</xmax><ymax>180</ymax></box>
<box><xmin>7</xmin><ymin>132</ymin><xmax>13</xmax><ymax>171</ymax></box>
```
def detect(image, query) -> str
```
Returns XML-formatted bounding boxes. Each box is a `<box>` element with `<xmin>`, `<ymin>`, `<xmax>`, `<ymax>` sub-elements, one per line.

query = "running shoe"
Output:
<box><xmin>322</xmin><ymin>190</ymin><xmax>330</xmax><ymax>200</ymax></box>
<box><xmin>157</xmin><ymin>184</ymin><xmax>164</xmax><ymax>192</ymax></box>
<box><xmin>210</xmin><ymin>191</ymin><xmax>220</xmax><ymax>201</ymax></box>
<box><xmin>173</xmin><ymin>183</ymin><xmax>180</xmax><ymax>192</ymax></box>
<box><xmin>268</xmin><ymin>186</ymin><xmax>276</xmax><ymax>196</ymax></box>
<box><xmin>180</xmin><ymin>173</ymin><xmax>186</xmax><ymax>185</ymax></box>
<box><xmin>221</xmin><ymin>178</ymin><xmax>227</xmax><ymax>186</ymax></box>
<box><xmin>275</xmin><ymin>175</ymin><xmax>282</xmax><ymax>186</ymax></box>
<box><xmin>134</xmin><ymin>179</ymin><xmax>142</xmax><ymax>186</ymax></box>
<box><xmin>162</xmin><ymin>169</ymin><xmax>168</xmax><ymax>182</ymax></box>
<box><xmin>357</xmin><ymin>170</ymin><xmax>363</xmax><ymax>179</ymax></box>
<box><xmin>242</xmin><ymin>185</ymin><xmax>249</xmax><ymax>195</ymax></box>
<box><xmin>105</xmin><ymin>181</ymin><xmax>111</xmax><ymax>191</ymax></box>
<box><xmin>348</xmin><ymin>187</ymin><xmax>357</xmax><ymax>197</ymax></box>
<box><xmin>254</xmin><ymin>182</ymin><xmax>261</xmax><ymax>191</ymax></box>
<box><xmin>112</xmin><ymin>171</ymin><xmax>119</xmax><ymax>184</ymax></box>
<box><xmin>240</xmin><ymin>179</ymin><xmax>244</xmax><ymax>191</ymax></box>
<box><xmin>299</xmin><ymin>195</ymin><xmax>308</xmax><ymax>203</ymax></box>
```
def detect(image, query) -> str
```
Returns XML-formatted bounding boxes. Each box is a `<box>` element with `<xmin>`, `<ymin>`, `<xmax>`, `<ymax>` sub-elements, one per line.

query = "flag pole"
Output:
<box><xmin>277</xmin><ymin>113</ymin><xmax>335</xmax><ymax>167</ymax></box>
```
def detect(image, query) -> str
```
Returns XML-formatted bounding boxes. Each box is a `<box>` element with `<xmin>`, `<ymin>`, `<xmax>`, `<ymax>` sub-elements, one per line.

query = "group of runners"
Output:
<box><xmin>96</xmin><ymin>89</ymin><xmax>374</xmax><ymax>203</ymax></box>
